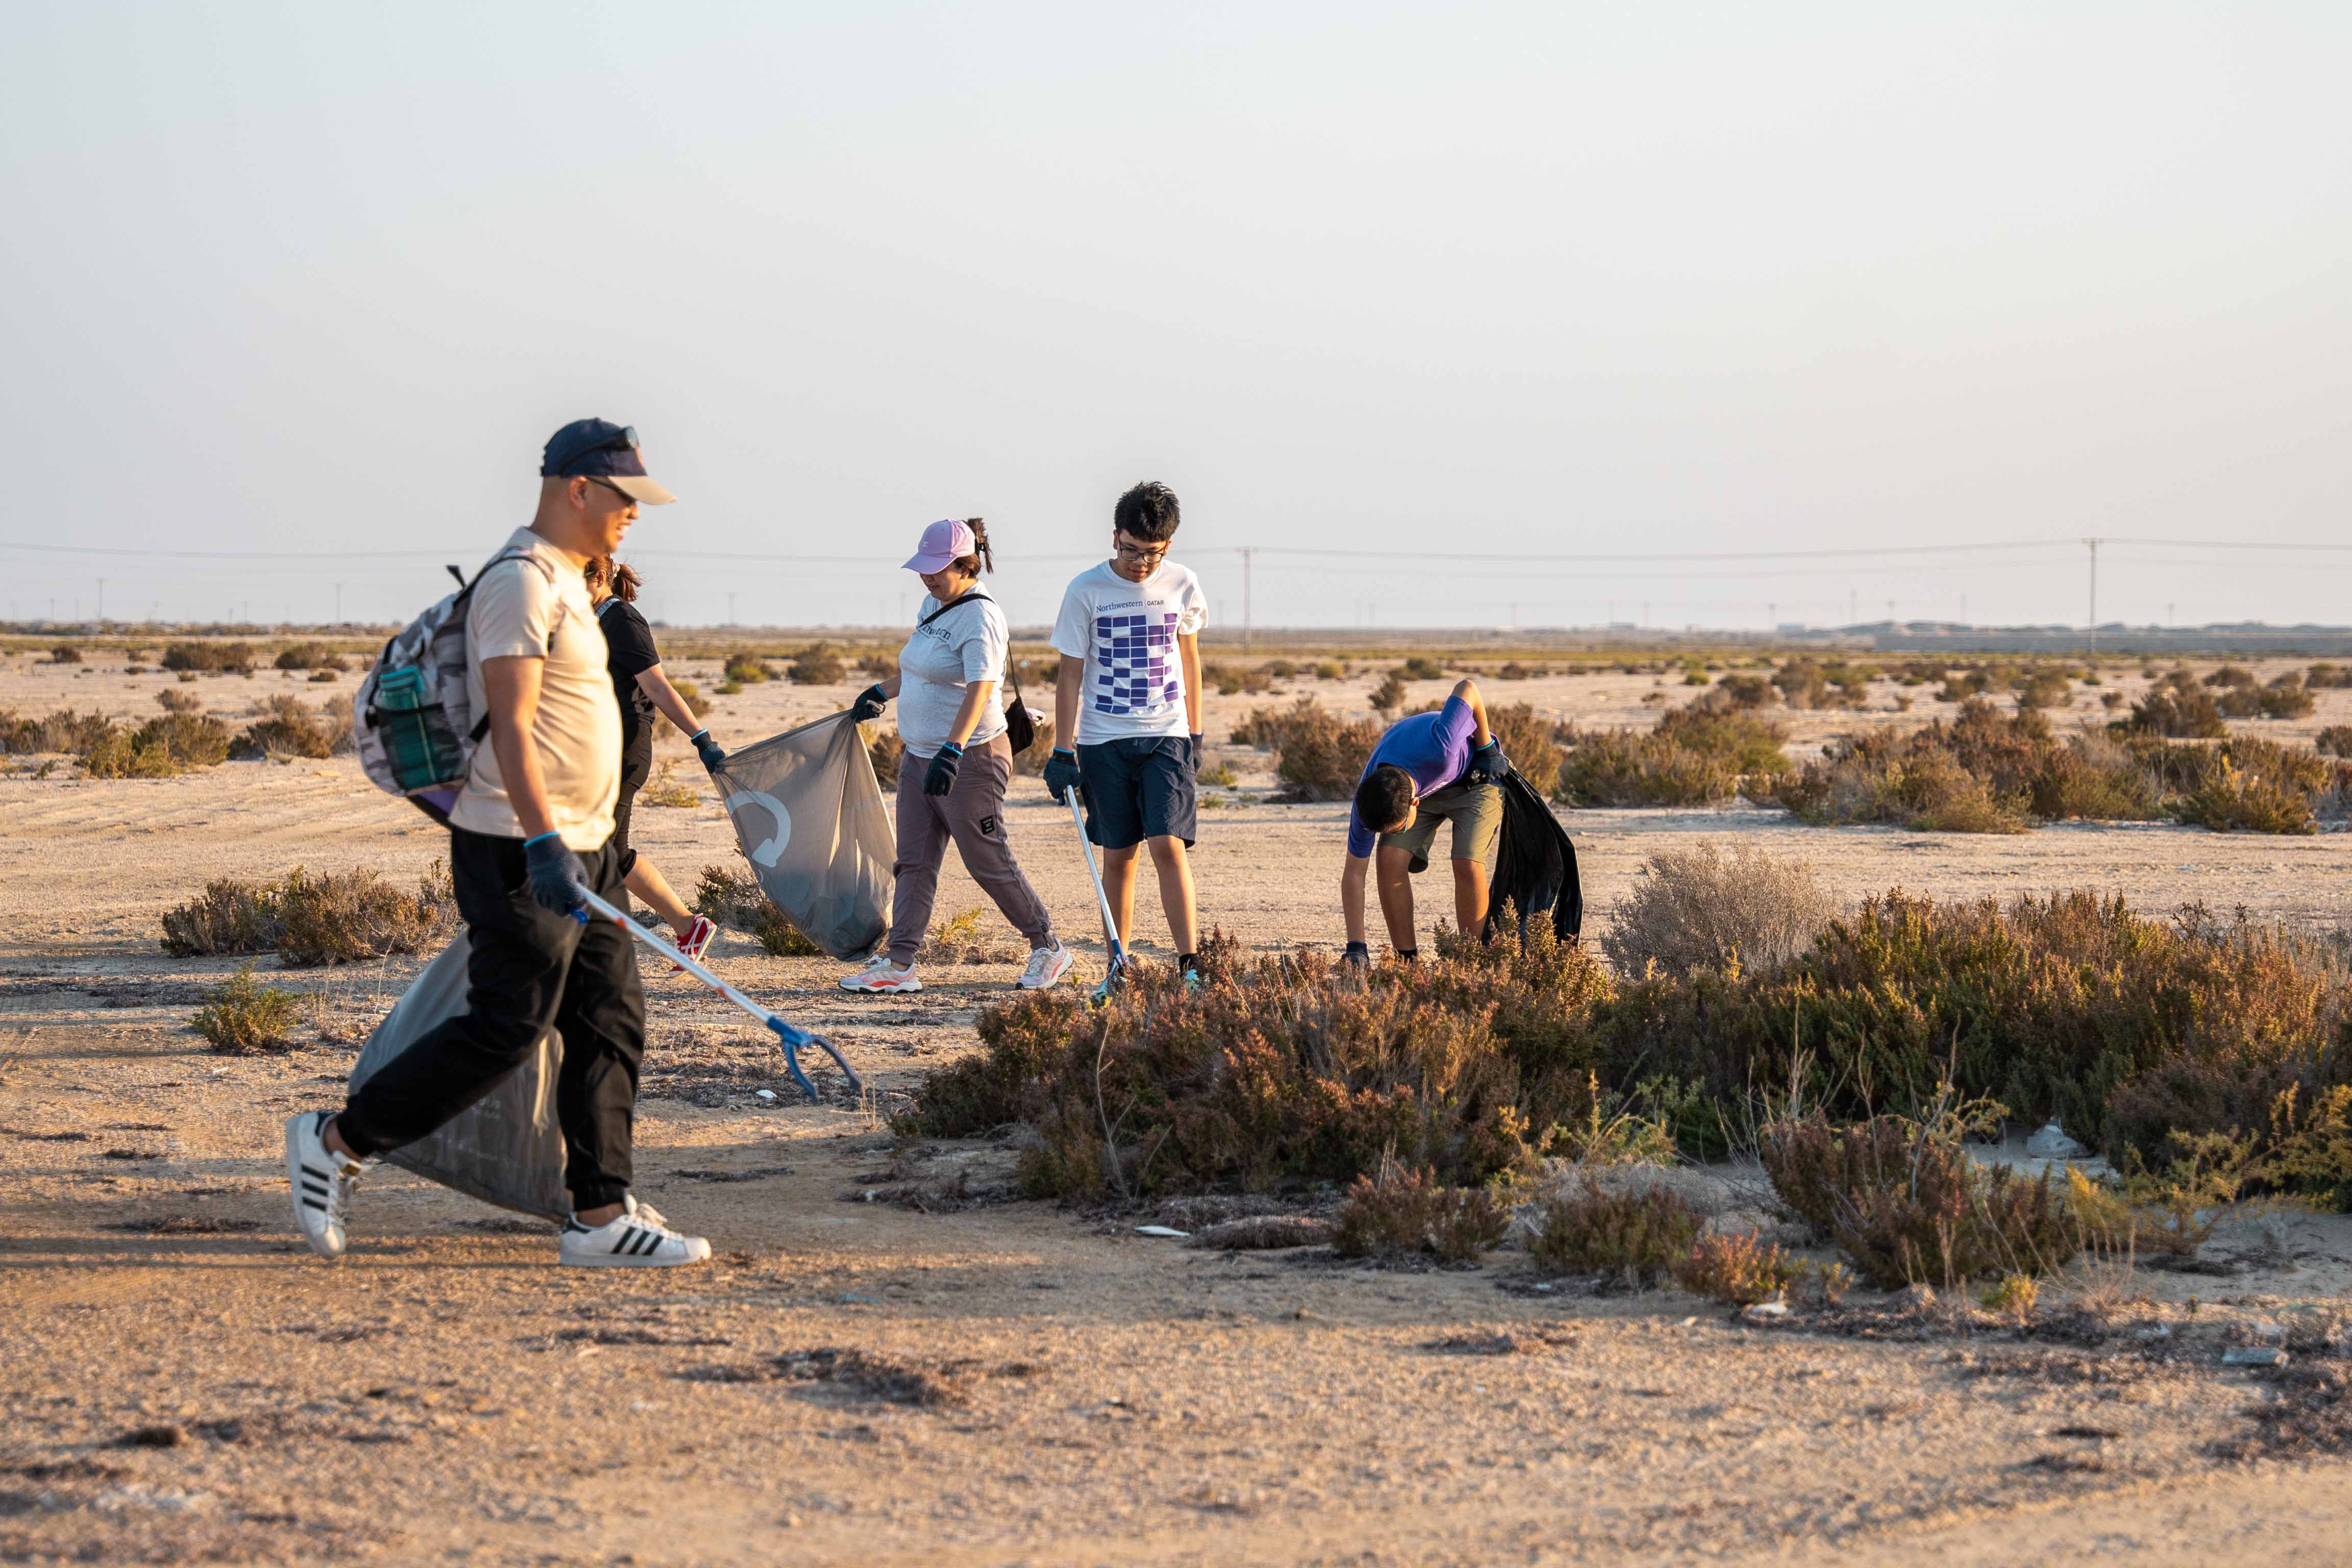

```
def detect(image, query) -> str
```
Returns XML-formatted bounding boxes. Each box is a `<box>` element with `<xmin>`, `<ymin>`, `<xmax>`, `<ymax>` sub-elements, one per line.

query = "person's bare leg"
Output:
<box><xmin>625</xmin><ymin>857</ymin><xmax>698</xmax><ymax>942</ymax></box>
<box><xmin>1375</xmin><ymin>844</ymin><xmax>1417</xmax><ymax>951</ymax></box>
<box><xmin>1146</xmin><ymin>836</ymin><xmax>1199</xmax><ymax>954</ymax></box>
<box><xmin>1452</xmin><ymin>858</ymin><xmax>1490</xmax><ymax>936</ymax></box>
<box><xmin>1101</xmin><ymin>843</ymin><xmax>1142</xmax><ymax>947</ymax></box>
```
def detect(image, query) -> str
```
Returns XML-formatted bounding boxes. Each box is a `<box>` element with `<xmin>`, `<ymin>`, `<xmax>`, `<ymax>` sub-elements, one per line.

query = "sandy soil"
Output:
<box><xmin>6</xmin><ymin>649</ymin><xmax>2352</xmax><ymax>1564</ymax></box>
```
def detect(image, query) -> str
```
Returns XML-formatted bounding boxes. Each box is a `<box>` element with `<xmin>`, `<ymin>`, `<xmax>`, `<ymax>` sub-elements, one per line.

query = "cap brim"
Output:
<box><xmin>902</xmin><ymin>552</ymin><xmax>955</xmax><ymax>573</ymax></box>
<box><xmin>604</xmin><ymin>474</ymin><xmax>677</xmax><ymax>506</ymax></box>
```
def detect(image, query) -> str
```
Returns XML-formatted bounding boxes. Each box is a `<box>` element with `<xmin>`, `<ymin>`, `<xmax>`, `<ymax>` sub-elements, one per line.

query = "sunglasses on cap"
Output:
<box><xmin>547</xmin><ymin>424</ymin><xmax>640</xmax><ymax>475</ymax></box>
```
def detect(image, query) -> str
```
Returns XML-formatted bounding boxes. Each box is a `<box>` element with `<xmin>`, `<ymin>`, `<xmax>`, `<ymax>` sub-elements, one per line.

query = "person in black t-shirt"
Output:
<box><xmin>586</xmin><ymin>556</ymin><xmax>725</xmax><ymax>964</ymax></box>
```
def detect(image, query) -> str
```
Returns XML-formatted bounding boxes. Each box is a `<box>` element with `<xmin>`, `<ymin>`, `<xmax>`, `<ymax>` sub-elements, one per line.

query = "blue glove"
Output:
<box><xmin>1043</xmin><ymin>748</ymin><xmax>1083</xmax><ymax>805</ymax></box>
<box><xmin>924</xmin><ymin>741</ymin><xmax>963</xmax><ymax>797</ymax></box>
<box><xmin>1466</xmin><ymin>739</ymin><xmax>1510</xmax><ymax>786</ymax></box>
<box><xmin>522</xmin><ymin>831</ymin><xmax>589</xmax><ymax>921</ymax></box>
<box><xmin>689</xmin><ymin>728</ymin><xmax>726</xmax><ymax>770</ymax></box>
<box><xmin>1343</xmin><ymin>940</ymin><xmax>1370</xmax><ymax>970</ymax></box>
<box><xmin>1189</xmin><ymin>732</ymin><xmax>1204</xmax><ymax>779</ymax></box>
<box><xmin>848</xmin><ymin>684</ymin><xmax>888</xmax><ymax>725</ymax></box>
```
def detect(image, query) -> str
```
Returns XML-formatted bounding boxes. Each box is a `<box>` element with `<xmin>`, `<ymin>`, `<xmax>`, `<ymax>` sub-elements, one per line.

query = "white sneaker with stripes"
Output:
<box><xmin>559</xmin><ymin>1210</ymin><xmax>712</xmax><ymax>1268</ymax></box>
<box><xmin>838</xmin><ymin>957</ymin><xmax>920</xmax><ymax>994</ymax></box>
<box><xmin>283</xmin><ymin>1112</ymin><xmax>362</xmax><ymax>1261</ymax></box>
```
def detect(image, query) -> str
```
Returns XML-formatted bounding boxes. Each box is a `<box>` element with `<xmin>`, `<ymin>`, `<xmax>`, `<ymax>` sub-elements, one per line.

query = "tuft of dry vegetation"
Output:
<box><xmin>864</xmin><ymin>726</ymin><xmax>906</xmax><ymax>790</ymax></box>
<box><xmin>722</xmin><ymin>650</ymin><xmax>772</xmax><ymax>684</ymax></box>
<box><xmin>1233</xmin><ymin>697</ymin><xmax>1383</xmax><ymax>802</ymax></box>
<box><xmin>789</xmin><ymin>643</ymin><xmax>846</xmax><ymax>684</ymax></box>
<box><xmin>48</xmin><ymin>644</ymin><xmax>82</xmax><ymax>664</ymax></box>
<box><xmin>638</xmin><ymin>760</ymin><xmax>701</xmax><ymax>808</ymax></box>
<box><xmin>1600</xmin><ymin>840</ymin><xmax>1835</xmax><ymax>979</ymax></box>
<box><xmin>191</xmin><ymin>965</ymin><xmax>303</xmax><ymax>1053</ymax></box>
<box><xmin>693</xmin><ymin>864</ymin><xmax>821</xmax><ymax>957</ymax></box>
<box><xmin>161</xmin><ymin>864</ymin><xmax>455</xmax><ymax>965</ymax></box>
<box><xmin>1332</xmin><ymin>1158</ymin><xmax>1508</xmax><ymax>1262</ymax></box>
<box><xmin>1672</xmin><ymin>1228</ymin><xmax>1803</xmax><ymax>1305</ymax></box>
<box><xmin>1528</xmin><ymin>1176</ymin><xmax>1701</xmax><ymax>1284</ymax></box>
<box><xmin>82</xmin><ymin>713</ymin><xmax>235</xmax><ymax>777</ymax></box>
<box><xmin>2</xmin><ymin>708</ymin><xmax>117</xmax><ymax>755</ymax></box>
<box><xmin>161</xmin><ymin>641</ymin><xmax>255</xmax><ymax>675</ymax></box>
<box><xmin>231</xmin><ymin>694</ymin><xmax>344</xmax><ymax>760</ymax></box>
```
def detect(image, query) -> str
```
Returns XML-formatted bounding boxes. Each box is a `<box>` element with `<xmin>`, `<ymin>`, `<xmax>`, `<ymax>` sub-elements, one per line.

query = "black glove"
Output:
<box><xmin>1343</xmin><ymin>940</ymin><xmax>1370</xmax><ymax>970</ymax></box>
<box><xmin>924</xmin><ymin>741</ymin><xmax>963</xmax><ymax>797</ymax></box>
<box><xmin>689</xmin><ymin>728</ymin><xmax>726</xmax><ymax>770</ymax></box>
<box><xmin>1189</xmin><ymin>732</ymin><xmax>1204</xmax><ymax>779</ymax></box>
<box><xmin>1044</xmin><ymin>748</ymin><xmax>1082</xmax><ymax>804</ymax></box>
<box><xmin>1466</xmin><ymin>738</ymin><xmax>1510</xmax><ymax>786</ymax></box>
<box><xmin>848</xmin><ymin>684</ymin><xmax>888</xmax><ymax>725</ymax></box>
<box><xmin>522</xmin><ymin>831</ymin><xmax>589</xmax><ymax>921</ymax></box>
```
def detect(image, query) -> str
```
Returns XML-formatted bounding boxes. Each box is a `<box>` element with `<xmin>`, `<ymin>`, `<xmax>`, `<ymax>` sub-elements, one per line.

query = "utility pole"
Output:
<box><xmin>1239</xmin><ymin>547</ymin><xmax>1254</xmax><ymax>654</ymax></box>
<box><xmin>2085</xmin><ymin>537</ymin><xmax>2100</xmax><ymax>655</ymax></box>
<box><xmin>1768</xmin><ymin>601</ymin><xmax>1776</xmax><ymax>630</ymax></box>
<box><xmin>96</xmin><ymin>578</ymin><xmax>105</xmax><ymax>622</ymax></box>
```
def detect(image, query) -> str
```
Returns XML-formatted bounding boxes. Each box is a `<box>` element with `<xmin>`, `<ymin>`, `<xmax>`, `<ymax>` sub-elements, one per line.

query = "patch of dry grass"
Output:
<box><xmin>1601</xmin><ymin>840</ymin><xmax>1834</xmax><ymax>978</ymax></box>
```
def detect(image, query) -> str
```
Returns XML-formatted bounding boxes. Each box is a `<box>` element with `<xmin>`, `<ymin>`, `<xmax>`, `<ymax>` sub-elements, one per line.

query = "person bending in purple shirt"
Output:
<box><xmin>1339</xmin><ymin>678</ymin><xmax>1510</xmax><ymax>965</ymax></box>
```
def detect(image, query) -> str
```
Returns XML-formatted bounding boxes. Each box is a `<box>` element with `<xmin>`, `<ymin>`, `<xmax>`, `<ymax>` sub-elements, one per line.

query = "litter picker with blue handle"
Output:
<box><xmin>577</xmin><ymin>889</ymin><xmax>860</xmax><ymax>1102</ymax></box>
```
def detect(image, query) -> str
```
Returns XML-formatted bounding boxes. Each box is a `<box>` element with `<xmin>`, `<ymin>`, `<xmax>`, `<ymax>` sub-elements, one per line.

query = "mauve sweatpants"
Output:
<box><xmin>888</xmin><ymin>734</ymin><xmax>1054</xmax><ymax>967</ymax></box>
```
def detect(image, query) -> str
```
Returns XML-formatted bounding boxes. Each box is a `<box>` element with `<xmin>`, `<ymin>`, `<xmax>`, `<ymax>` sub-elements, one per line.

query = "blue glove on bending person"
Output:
<box><xmin>848</xmin><ymin>684</ymin><xmax>889</xmax><ymax>725</ymax></box>
<box><xmin>1465</xmin><ymin>738</ymin><xmax>1510</xmax><ymax>786</ymax></box>
<box><xmin>924</xmin><ymin>741</ymin><xmax>963</xmax><ymax>797</ymax></box>
<box><xmin>1043</xmin><ymin>747</ymin><xmax>1083</xmax><ymax>805</ymax></box>
<box><xmin>689</xmin><ymin>728</ymin><xmax>726</xmax><ymax>770</ymax></box>
<box><xmin>522</xmin><ymin>831</ymin><xmax>589</xmax><ymax>921</ymax></box>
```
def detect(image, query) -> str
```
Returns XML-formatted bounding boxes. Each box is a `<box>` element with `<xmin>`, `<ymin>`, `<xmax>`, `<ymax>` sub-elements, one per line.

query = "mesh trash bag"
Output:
<box><xmin>346</xmin><ymin>932</ymin><xmax>570</xmax><ymax>1221</ymax></box>
<box><xmin>709</xmin><ymin>712</ymin><xmax>893</xmax><ymax>961</ymax></box>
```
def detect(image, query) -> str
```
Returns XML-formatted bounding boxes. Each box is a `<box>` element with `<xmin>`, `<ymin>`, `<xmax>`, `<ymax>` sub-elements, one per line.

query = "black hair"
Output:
<box><xmin>954</xmin><ymin>517</ymin><xmax>994</xmax><ymax>576</ymax></box>
<box><xmin>1113</xmin><ymin>481</ymin><xmax>1181</xmax><ymax>543</ymax></box>
<box><xmin>1354</xmin><ymin>764</ymin><xmax>1416</xmax><ymax>835</ymax></box>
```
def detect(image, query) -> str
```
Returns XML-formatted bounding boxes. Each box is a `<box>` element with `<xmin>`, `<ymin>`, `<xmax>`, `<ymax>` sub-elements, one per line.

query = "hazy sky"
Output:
<box><xmin>3</xmin><ymin>3</ymin><xmax>2346</xmax><ymax>631</ymax></box>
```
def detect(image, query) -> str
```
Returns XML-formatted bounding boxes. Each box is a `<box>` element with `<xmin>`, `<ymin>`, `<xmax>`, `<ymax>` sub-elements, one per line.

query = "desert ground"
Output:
<box><xmin>8</xmin><ymin>644</ymin><xmax>2352</xmax><ymax>1564</ymax></box>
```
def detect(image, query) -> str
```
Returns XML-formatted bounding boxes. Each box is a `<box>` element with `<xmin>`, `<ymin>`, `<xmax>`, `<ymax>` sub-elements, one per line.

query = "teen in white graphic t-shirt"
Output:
<box><xmin>1046</xmin><ymin>482</ymin><xmax>1209</xmax><ymax>997</ymax></box>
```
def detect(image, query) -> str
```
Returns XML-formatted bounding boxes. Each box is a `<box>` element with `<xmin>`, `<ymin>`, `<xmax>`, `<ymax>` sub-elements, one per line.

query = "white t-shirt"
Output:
<box><xmin>896</xmin><ymin>592</ymin><xmax>1009</xmax><ymax>758</ymax></box>
<box><xmin>1049</xmin><ymin>559</ymin><xmax>1208</xmax><ymax>742</ymax></box>
<box><xmin>448</xmin><ymin>527</ymin><xmax>620</xmax><ymax>852</ymax></box>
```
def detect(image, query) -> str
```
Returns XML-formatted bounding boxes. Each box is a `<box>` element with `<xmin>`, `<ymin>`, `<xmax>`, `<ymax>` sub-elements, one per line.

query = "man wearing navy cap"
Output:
<box><xmin>284</xmin><ymin>419</ymin><xmax>713</xmax><ymax>1268</ymax></box>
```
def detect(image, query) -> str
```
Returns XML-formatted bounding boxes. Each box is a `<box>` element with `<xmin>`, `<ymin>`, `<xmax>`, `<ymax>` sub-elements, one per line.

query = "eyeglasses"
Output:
<box><xmin>587</xmin><ymin>477</ymin><xmax>639</xmax><ymax>509</ymax></box>
<box><xmin>1112</xmin><ymin>537</ymin><xmax>1168</xmax><ymax>565</ymax></box>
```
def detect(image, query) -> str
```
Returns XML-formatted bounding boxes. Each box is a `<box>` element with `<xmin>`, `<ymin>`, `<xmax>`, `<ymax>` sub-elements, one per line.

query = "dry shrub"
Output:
<box><xmin>1</xmin><ymin>708</ymin><xmax>116</xmax><ymax>754</ymax></box>
<box><xmin>161</xmin><ymin>641</ymin><xmax>254</xmax><ymax>675</ymax></box>
<box><xmin>692</xmin><ymin>864</ymin><xmax>819</xmax><ymax>956</ymax></box>
<box><xmin>2317</xmin><ymin>725</ymin><xmax>2352</xmax><ymax>759</ymax></box>
<box><xmin>1600</xmin><ymin>840</ymin><xmax>1834</xmax><ymax>979</ymax></box>
<box><xmin>2028</xmin><ymin>732</ymin><xmax>2164</xmax><ymax>821</ymax></box>
<box><xmin>191</xmin><ymin>966</ymin><xmax>302</xmax><ymax>1053</ymax></box>
<box><xmin>1485</xmin><ymin>703</ymin><xmax>1563</xmax><ymax>796</ymax></box>
<box><xmin>655</xmin><ymin>679</ymin><xmax>712</xmax><ymax>738</ymax></box>
<box><xmin>1773</xmin><ymin>658</ymin><xmax>1870</xmax><ymax>709</ymax></box>
<box><xmin>864</xmin><ymin>727</ymin><xmax>905</xmax><ymax>789</ymax></box>
<box><xmin>155</xmin><ymin>689</ymin><xmax>201</xmax><ymax>714</ymax></box>
<box><xmin>638</xmin><ymin>760</ymin><xmax>701</xmax><ymax>808</ymax></box>
<box><xmin>2309</xmin><ymin>663</ymin><xmax>2352</xmax><ymax>690</ymax></box>
<box><xmin>83</xmin><ymin>713</ymin><xmax>233</xmax><ymax>777</ymax></box>
<box><xmin>272</xmin><ymin>643</ymin><xmax>344</xmax><ymax>671</ymax></box>
<box><xmin>1556</xmin><ymin>726</ymin><xmax>1739</xmax><ymax>807</ymax></box>
<box><xmin>1759</xmin><ymin>1112</ymin><xmax>2079</xmax><ymax>1288</ymax></box>
<box><xmin>789</xmin><ymin>643</ymin><xmax>846</xmax><ymax>684</ymax></box>
<box><xmin>1528</xmin><ymin>1177</ymin><xmax>1700</xmax><ymax>1283</ymax></box>
<box><xmin>278</xmin><ymin>865</ymin><xmax>454</xmax><ymax>966</ymax></box>
<box><xmin>1673</xmin><ymin>1229</ymin><xmax>1802</xmax><ymax>1305</ymax></box>
<box><xmin>923</xmin><ymin>907</ymin><xmax>1023</xmax><ymax>965</ymax></box>
<box><xmin>48</xmin><ymin>644</ymin><xmax>82</xmax><ymax>664</ymax></box>
<box><xmin>1332</xmin><ymin>1158</ymin><xmax>1508</xmax><ymax>1262</ymax></box>
<box><xmin>1398</xmin><ymin>656</ymin><xmax>1447</xmax><ymax>681</ymax></box>
<box><xmin>1233</xmin><ymin>698</ymin><xmax>1382</xmax><ymax>802</ymax></box>
<box><xmin>232</xmin><ymin>694</ymin><xmax>335</xmax><ymax>760</ymax></box>
<box><xmin>2121</xmin><ymin>678</ymin><xmax>2226</xmax><ymax>738</ymax></box>
<box><xmin>722</xmin><ymin>650</ymin><xmax>772</xmax><ymax>684</ymax></box>
<box><xmin>2015</xmin><ymin>670</ymin><xmax>2071</xmax><ymax>709</ymax></box>
<box><xmin>1368</xmin><ymin>672</ymin><xmax>1408</xmax><ymax>715</ymax></box>
<box><xmin>1204</xmin><ymin>663</ymin><xmax>1272</xmax><ymax>697</ymax></box>
<box><xmin>1314</xmin><ymin>660</ymin><xmax>1345</xmax><ymax>680</ymax></box>
<box><xmin>2261</xmin><ymin>673</ymin><xmax>2317</xmax><ymax>720</ymax></box>
<box><xmin>163</xmin><ymin>865</ymin><xmax>453</xmax><ymax>964</ymax></box>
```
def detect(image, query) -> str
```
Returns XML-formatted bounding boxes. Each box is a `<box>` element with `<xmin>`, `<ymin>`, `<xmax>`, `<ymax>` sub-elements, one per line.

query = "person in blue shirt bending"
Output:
<box><xmin>1339</xmin><ymin>678</ymin><xmax>1510</xmax><ymax>965</ymax></box>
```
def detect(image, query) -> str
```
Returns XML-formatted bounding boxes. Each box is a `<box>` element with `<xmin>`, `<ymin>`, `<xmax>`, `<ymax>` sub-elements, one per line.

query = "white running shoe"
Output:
<box><xmin>284</xmin><ymin>1112</ymin><xmax>362</xmax><ymax>1261</ymax></box>
<box><xmin>559</xmin><ymin>1211</ymin><xmax>712</xmax><ymax>1268</ymax></box>
<box><xmin>1017</xmin><ymin>940</ymin><xmax>1076</xmax><ymax>990</ymax></box>
<box><xmin>838</xmin><ymin>957</ymin><xmax>921</xmax><ymax>994</ymax></box>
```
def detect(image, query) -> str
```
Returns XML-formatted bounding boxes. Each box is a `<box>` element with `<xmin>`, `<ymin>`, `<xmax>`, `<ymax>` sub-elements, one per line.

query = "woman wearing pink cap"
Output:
<box><xmin>839</xmin><ymin>519</ymin><xmax>1073</xmax><ymax>994</ymax></box>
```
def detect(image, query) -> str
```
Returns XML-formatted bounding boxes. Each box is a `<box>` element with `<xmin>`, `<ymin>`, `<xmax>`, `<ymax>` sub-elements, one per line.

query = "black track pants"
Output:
<box><xmin>338</xmin><ymin>827</ymin><xmax>646</xmax><ymax>1210</ymax></box>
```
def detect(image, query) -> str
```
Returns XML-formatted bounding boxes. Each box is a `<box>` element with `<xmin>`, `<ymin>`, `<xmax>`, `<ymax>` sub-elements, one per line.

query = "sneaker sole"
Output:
<box><xmin>283</xmin><ymin>1115</ymin><xmax>345</xmax><ymax>1262</ymax></box>
<box><xmin>1017</xmin><ymin>953</ymin><xmax>1077</xmax><ymax>990</ymax></box>
<box><xmin>838</xmin><ymin>978</ymin><xmax>920</xmax><ymax>993</ymax></box>
<box><xmin>561</xmin><ymin>1245</ymin><xmax>713</xmax><ymax>1269</ymax></box>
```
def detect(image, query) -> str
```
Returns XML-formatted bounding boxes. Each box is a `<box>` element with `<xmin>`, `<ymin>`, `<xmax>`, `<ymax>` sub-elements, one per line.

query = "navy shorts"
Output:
<box><xmin>1076</xmin><ymin>736</ymin><xmax>1197</xmax><ymax>850</ymax></box>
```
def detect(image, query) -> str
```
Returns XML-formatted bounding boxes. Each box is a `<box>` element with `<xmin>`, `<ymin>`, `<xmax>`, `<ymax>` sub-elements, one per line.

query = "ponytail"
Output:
<box><xmin>954</xmin><ymin>517</ymin><xmax>993</xmax><ymax>577</ymax></box>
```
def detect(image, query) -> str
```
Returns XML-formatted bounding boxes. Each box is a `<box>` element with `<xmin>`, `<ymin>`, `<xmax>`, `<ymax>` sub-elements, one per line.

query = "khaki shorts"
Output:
<box><xmin>1378</xmin><ymin>780</ymin><xmax>1503</xmax><ymax>874</ymax></box>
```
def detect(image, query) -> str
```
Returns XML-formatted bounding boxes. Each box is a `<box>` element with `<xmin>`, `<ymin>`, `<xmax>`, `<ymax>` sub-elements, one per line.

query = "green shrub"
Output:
<box><xmin>1232</xmin><ymin>698</ymin><xmax>1382</xmax><ymax>802</ymax></box>
<box><xmin>2015</xmin><ymin>670</ymin><xmax>2071</xmax><ymax>709</ymax></box>
<box><xmin>1556</xmin><ymin>728</ymin><xmax>1739</xmax><ymax>807</ymax></box>
<box><xmin>1331</xmin><ymin>1159</ymin><xmax>1508</xmax><ymax>1262</ymax></box>
<box><xmin>1527</xmin><ymin>1177</ymin><xmax>1700</xmax><ymax>1283</ymax></box>
<box><xmin>722</xmin><ymin>651</ymin><xmax>771</xmax><ymax>685</ymax></box>
<box><xmin>1314</xmin><ymin>661</ymin><xmax>1345</xmax><ymax>680</ymax></box>
<box><xmin>1398</xmin><ymin>656</ymin><xmax>1446</xmax><ymax>681</ymax></box>
<box><xmin>2173</xmin><ymin>755</ymin><xmax>2316</xmax><ymax>834</ymax></box>
<box><xmin>191</xmin><ymin>965</ymin><xmax>302</xmax><ymax>1054</ymax></box>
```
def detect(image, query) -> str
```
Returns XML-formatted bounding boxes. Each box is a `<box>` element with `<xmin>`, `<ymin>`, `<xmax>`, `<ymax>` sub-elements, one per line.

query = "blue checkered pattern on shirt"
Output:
<box><xmin>1092</xmin><ymin>610</ymin><xmax>1182</xmax><ymax>716</ymax></box>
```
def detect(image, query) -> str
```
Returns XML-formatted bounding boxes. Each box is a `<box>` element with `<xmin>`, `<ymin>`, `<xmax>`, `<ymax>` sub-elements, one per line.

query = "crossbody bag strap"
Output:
<box><xmin>916</xmin><ymin>590</ymin><xmax>1024</xmax><ymax>709</ymax></box>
